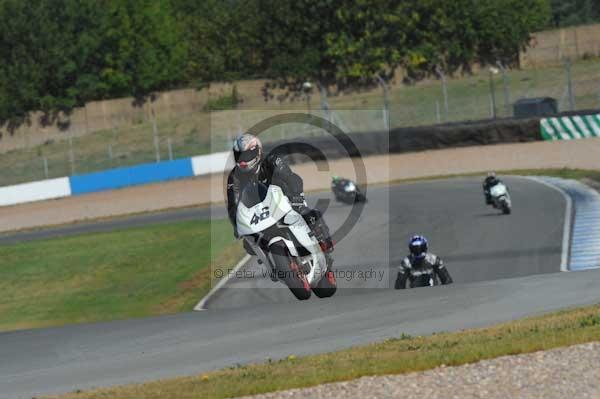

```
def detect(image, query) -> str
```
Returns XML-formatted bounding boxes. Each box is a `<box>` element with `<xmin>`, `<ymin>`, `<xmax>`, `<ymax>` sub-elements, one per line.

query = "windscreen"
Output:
<box><xmin>239</xmin><ymin>181</ymin><xmax>269</xmax><ymax>208</ymax></box>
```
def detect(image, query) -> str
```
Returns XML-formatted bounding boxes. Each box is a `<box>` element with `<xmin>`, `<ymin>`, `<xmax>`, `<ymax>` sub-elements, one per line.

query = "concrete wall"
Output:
<box><xmin>520</xmin><ymin>23</ymin><xmax>600</xmax><ymax>67</ymax></box>
<box><xmin>0</xmin><ymin>177</ymin><xmax>71</xmax><ymax>207</ymax></box>
<box><xmin>0</xmin><ymin>151</ymin><xmax>233</xmax><ymax>207</ymax></box>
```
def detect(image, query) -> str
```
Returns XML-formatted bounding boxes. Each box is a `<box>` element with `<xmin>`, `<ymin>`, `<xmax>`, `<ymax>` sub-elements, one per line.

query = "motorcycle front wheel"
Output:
<box><xmin>270</xmin><ymin>242</ymin><xmax>312</xmax><ymax>300</ymax></box>
<box><xmin>312</xmin><ymin>268</ymin><xmax>337</xmax><ymax>298</ymax></box>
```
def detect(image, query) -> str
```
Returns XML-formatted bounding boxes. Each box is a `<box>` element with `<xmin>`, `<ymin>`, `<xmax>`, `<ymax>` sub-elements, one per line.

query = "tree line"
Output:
<box><xmin>549</xmin><ymin>0</ymin><xmax>600</xmax><ymax>28</ymax></box>
<box><xmin>0</xmin><ymin>0</ymin><xmax>561</xmax><ymax>127</ymax></box>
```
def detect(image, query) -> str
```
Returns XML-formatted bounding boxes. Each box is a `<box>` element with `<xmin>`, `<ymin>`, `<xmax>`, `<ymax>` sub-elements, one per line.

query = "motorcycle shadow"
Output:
<box><xmin>475</xmin><ymin>211</ymin><xmax>507</xmax><ymax>217</ymax></box>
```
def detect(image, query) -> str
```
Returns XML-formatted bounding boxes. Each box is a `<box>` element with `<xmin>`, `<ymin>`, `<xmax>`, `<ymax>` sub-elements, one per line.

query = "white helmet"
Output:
<box><xmin>233</xmin><ymin>133</ymin><xmax>263</xmax><ymax>173</ymax></box>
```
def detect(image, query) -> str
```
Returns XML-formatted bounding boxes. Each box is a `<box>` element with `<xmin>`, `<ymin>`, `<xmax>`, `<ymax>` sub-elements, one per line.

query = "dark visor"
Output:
<box><xmin>235</xmin><ymin>146</ymin><xmax>259</xmax><ymax>163</ymax></box>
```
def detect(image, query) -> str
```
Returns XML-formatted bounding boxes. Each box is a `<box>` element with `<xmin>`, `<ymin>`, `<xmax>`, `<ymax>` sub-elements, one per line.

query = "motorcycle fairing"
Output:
<box><xmin>490</xmin><ymin>183</ymin><xmax>508</xmax><ymax>198</ymax></box>
<box><xmin>237</xmin><ymin>184</ymin><xmax>326</xmax><ymax>287</ymax></box>
<box><xmin>236</xmin><ymin>185</ymin><xmax>292</xmax><ymax>236</ymax></box>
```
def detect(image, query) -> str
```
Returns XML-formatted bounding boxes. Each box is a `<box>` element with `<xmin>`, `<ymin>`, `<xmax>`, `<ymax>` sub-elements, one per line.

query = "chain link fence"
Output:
<box><xmin>1</xmin><ymin>56</ymin><xmax>599</xmax><ymax>188</ymax></box>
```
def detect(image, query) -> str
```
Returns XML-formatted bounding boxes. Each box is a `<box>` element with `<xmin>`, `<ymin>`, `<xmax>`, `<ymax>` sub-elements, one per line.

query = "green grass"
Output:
<box><xmin>0</xmin><ymin>219</ymin><xmax>243</xmax><ymax>332</ymax></box>
<box><xmin>2</xmin><ymin>57</ymin><xmax>600</xmax><ymax>187</ymax></box>
<box><xmin>49</xmin><ymin>303</ymin><xmax>600</xmax><ymax>399</ymax></box>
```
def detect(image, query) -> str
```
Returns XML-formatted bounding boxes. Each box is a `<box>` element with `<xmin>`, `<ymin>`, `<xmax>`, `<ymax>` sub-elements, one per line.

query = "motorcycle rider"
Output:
<box><xmin>394</xmin><ymin>235</ymin><xmax>453</xmax><ymax>289</ymax></box>
<box><xmin>482</xmin><ymin>171</ymin><xmax>503</xmax><ymax>205</ymax></box>
<box><xmin>226</xmin><ymin>133</ymin><xmax>335</xmax><ymax>270</ymax></box>
<box><xmin>331</xmin><ymin>175</ymin><xmax>350</xmax><ymax>192</ymax></box>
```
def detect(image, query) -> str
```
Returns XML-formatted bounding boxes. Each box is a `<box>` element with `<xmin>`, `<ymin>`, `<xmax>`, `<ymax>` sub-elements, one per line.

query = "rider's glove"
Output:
<box><xmin>289</xmin><ymin>193</ymin><xmax>307</xmax><ymax>211</ymax></box>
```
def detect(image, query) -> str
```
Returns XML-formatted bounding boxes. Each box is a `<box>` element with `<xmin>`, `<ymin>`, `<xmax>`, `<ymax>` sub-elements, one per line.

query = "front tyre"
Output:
<box><xmin>500</xmin><ymin>198</ymin><xmax>511</xmax><ymax>214</ymax></box>
<box><xmin>270</xmin><ymin>243</ymin><xmax>312</xmax><ymax>300</ymax></box>
<box><xmin>313</xmin><ymin>270</ymin><xmax>337</xmax><ymax>298</ymax></box>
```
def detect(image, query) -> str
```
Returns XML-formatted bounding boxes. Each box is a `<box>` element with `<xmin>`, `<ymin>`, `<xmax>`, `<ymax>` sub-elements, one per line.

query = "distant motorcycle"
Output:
<box><xmin>489</xmin><ymin>182</ymin><xmax>512</xmax><ymax>214</ymax></box>
<box><xmin>236</xmin><ymin>181</ymin><xmax>337</xmax><ymax>300</ymax></box>
<box><xmin>331</xmin><ymin>177</ymin><xmax>367</xmax><ymax>204</ymax></box>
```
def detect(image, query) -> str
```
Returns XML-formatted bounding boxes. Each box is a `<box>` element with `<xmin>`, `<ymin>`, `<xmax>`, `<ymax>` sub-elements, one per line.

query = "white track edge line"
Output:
<box><xmin>522</xmin><ymin>176</ymin><xmax>572</xmax><ymax>272</ymax></box>
<box><xmin>193</xmin><ymin>254</ymin><xmax>251</xmax><ymax>311</ymax></box>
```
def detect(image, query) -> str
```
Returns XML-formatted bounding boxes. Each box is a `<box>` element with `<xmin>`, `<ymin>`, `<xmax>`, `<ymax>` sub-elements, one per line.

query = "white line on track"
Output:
<box><xmin>523</xmin><ymin>176</ymin><xmax>572</xmax><ymax>272</ymax></box>
<box><xmin>193</xmin><ymin>254</ymin><xmax>251</xmax><ymax>311</ymax></box>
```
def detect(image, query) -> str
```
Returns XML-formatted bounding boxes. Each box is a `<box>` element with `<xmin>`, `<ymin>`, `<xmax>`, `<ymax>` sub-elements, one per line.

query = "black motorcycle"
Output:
<box><xmin>331</xmin><ymin>177</ymin><xmax>367</xmax><ymax>204</ymax></box>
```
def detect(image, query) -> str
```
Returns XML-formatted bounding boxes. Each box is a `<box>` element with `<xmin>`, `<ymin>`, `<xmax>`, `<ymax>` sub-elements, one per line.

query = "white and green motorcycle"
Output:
<box><xmin>236</xmin><ymin>182</ymin><xmax>337</xmax><ymax>300</ymax></box>
<box><xmin>490</xmin><ymin>182</ymin><xmax>512</xmax><ymax>215</ymax></box>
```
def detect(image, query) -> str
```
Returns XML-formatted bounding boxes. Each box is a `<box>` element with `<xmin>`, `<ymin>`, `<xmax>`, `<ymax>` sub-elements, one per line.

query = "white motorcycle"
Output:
<box><xmin>236</xmin><ymin>182</ymin><xmax>337</xmax><ymax>300</ymax></box>
<box><xmin>489</xmin><ymin>183</ymin><xmax>512</xmax><ymax>215</ymax></box>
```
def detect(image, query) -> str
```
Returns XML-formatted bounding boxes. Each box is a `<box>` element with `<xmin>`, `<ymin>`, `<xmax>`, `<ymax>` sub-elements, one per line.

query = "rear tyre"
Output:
<box><xmin>313</xmin><ymin>270</ymin><xmax>337</xmax><ymax>298</ymax></box>
<box><xmin>270</xmin><ymin>243</ymin><xmax>312</xmax><ymax>300</ymax></box>
<box><xmin>354</xmin><ymin>192</ymin><xmax>367</xmax><ymax>203</ymax></box>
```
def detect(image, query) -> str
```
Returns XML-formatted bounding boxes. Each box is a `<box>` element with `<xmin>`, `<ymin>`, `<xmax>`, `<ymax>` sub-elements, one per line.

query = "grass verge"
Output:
<box><xmin>0</xmin><ymin>219</ymin><xmax>242</xmax><ymax>332</ymax></box>
<box><xmin>49</xmin><ymin>303</ymin><xmax>600</xmax><ymax>399</ymax></box>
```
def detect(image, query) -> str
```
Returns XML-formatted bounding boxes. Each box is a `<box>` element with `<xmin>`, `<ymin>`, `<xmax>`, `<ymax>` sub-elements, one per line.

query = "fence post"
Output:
<box><xmin>488</xmin><ymin>68</ymin><xmax>498</xmax><ymax>119</ymax></box>
<box><xmin>302</xmin><ymin>81</ymin><xmax>312</xmax><ymax>114</ymax></box>
<box><xmin>68</xmin><ymin>136</ymin><xmax>75</xmax><ymax>175</ymax></box>
<box><xmin>319</xmin><ymin>84</ymin><xmax>331</xmax><ymax>133</ymax></box>
<box><xmin>167</xmin><ymin>138</ymin><xmax>173</xmax><ymax>161</ymax></box>
<box><xmin>435</xmin><ymin>66</ymin><xmax>449</xmax><ymax>122</ymax></box>
<box><xmin>151</xmin><ymin>107</ymin><xmax>160</xmax><ymax>162</ymax></box>
<box><xmin>43</xmin><ymin>157</ymin><xmax>49</xmax><ymax>179</ymax></box>
<box><xmin>108</xmin><ymin>143</ymin><xmax>113</xmax><ymax>166</ymax></box>
<box><xmin>564</xmin><ymin>57</ymin><xmax>575</xmax><ymax>111</ymax></box>
<box><xmin>375</xmin><ymin>74</ymin><xmax>390</xmax><ymax>130</ymax></box>
<box><xmin>226</xmin><ymin>128</ymin><xmax>233</xmax><ymax>151</ymax></box>
<box><xmin>497</xmin><ymin>61</ymin><xmax>510</xmax><ymax>117</ymax></box>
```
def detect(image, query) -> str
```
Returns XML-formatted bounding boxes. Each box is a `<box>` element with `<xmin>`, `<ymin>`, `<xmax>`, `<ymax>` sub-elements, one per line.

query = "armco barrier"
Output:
<box><xmin>69</xmin><ymin>158</ymin><xmax>194</xmax><ymax>195</ymax></box>
<box><xmin>191</xmin><ymin>152</ymin><xmax>233</xmax><ymax>176</ymax></box>
<box><xmin>265</xmin><ymin>116</ymin><xmax>541</xmax><ymax>164</ymax></box>
<box><xmin>0</xmin><ymin>177</ymin><xmax>71</xmax><ymax>207</ymax></box>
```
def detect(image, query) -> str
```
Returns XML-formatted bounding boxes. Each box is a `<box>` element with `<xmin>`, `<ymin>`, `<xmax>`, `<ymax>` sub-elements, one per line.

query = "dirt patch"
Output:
<box><xmin>2</xmin><ymin>138</ymin><xmax>599</xmax><ymax>233</ymax></box>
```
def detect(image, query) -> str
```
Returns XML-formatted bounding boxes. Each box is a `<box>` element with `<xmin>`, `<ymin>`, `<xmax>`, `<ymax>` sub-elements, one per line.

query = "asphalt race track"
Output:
<box><xmin>3</xmin><ymin>176</ymin><xmax>600</xmax><ymax>399</ymax></box>
<box><xmin>205</xmin><ymin>176</ymin><xmax>564</xmax><ymax>308</ymax></box>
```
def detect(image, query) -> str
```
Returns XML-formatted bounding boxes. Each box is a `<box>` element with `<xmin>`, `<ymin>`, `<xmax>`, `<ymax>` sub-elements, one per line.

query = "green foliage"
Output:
<box><xmin>232</xmin><ymin>0</ymin><xmax>550</xmax><ymax>86</ymax></box>
<box><xmin>0</xmin><ymin>0</ymin><xmax>187</xmax><ymax>126</ymax></box>
<box><xmin>101</xmin><ymin>0</ymin><xmax>188</xmax><ymax>98</ymax></box>
<box><xmin>394</xmin><ymin>0</ymin><xmax>550</xmax><ymax>77</ymax></box>
<box><xmin>255</xmin><ymin>0</ymin><xmax>407</xmax><ymax>88</ymax></box>
<box><xmin>0</xmin><ymin>0</ymin><xmax>552</xmax><ymax>126</ymax></box>
<box><xmin>171</xmin><ymin>0</ymin><xmax>263</xmax><ymax>84</ymax></box>
<box><xmin>203</xmin><ymin>86</ymin><xmax>241</xmax><ymax>111</ymax></box>
<box><xmin>549</xmin><ymin>0</ymin><xmax>600</xmax><ymax>27</ymax></box>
